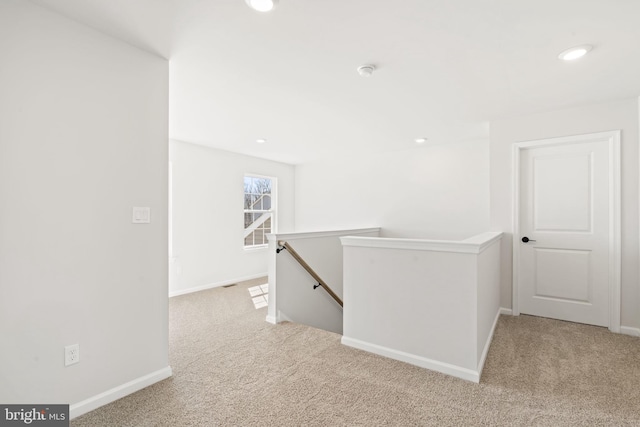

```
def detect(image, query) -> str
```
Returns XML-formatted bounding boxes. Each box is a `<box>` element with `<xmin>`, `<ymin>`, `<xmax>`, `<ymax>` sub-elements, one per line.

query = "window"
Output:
<box><xmin>244</xmin><ymin>175</ymin><xmax>274</xmax><ymax>248</ymax></box>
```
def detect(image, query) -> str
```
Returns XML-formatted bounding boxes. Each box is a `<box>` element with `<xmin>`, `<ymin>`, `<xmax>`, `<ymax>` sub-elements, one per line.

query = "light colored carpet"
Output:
<box><xmin>72</xmin><ymin>278</ymin><xmax>640</xmax><ymax>426</ymax></box>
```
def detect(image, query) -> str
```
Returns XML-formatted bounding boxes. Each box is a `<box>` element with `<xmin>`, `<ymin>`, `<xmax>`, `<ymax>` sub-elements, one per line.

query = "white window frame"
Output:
<box><xmin>243</xmin><ymin>174</ymin><xmax>277</xmax><ymax>249</ymax></box>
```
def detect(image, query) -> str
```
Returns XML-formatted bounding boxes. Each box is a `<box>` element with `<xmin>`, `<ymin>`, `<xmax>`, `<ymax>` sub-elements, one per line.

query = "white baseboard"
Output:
<box><xmin>497</xmin><ymin>308</ymin><xmax>635</xmax><ymax>336</ymax></box>
<box><xmin>70</xmin><ymin>366</ymin><xmax>172</xmax><ymax>419</ymax></box>
<box><xmin>341</xmin><ymin>336</ymin><xmax>480</xmax><ymax>383</ymax></box>
<box><xmin>169</xmin><ymin>273</ymin><xmax>267</xmax><ymax>297</ymax></box>
<box><xmin>620</xmin><ymin>326</ymin><xmax>640</xmax><ymax>337</ymax></box>
<box><xmin>477</xmin><ymin>309</ymin><xmax>501</xmax><ymax>379</ymax></box>
<box><xmin>265</xmin><ymin>315</ymin><xmax>277</xmax><ymax>324</ymax></box>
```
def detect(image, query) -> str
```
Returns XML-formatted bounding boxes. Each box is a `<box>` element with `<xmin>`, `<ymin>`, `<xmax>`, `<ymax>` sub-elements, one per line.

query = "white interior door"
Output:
<box><xmin>515</xmin><ymin>132</ymin><xmax>620</xmax><ymax>328</ymax></box>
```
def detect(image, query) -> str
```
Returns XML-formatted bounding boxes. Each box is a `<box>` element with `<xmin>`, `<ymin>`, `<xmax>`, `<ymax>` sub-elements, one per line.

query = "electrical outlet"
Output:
<box><xmin>65</xmin><ymin>344</ymin><xmax>80</xmax><ymax>366</ymax></box>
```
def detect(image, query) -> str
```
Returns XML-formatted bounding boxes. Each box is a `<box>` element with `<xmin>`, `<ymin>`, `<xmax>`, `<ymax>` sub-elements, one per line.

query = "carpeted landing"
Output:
<box><xmin>72</xmin><ymin>278</ymin><xmax>640</xmax><ymax>426</ymax></box>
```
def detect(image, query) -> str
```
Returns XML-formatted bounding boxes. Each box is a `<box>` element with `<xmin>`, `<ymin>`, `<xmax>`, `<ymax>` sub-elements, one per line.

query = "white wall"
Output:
<box><xmin>295</xmin><ymin>140</ymin><xmax>490</xmax><ymax>240</ymax></box>
<box><xmin>476</xmin><ymin>241</ymin><xmax>501</xmax><ymax>364</ymax></box>
<box><xmin>0</xmin><ymin>0</ymin><xmax>169</xmax><ymax>411</ymax></box>
<box><xmin>490</xmin><ymin>97</ymin><xmax>640</xmax><ymax>329</ymax></box>
<box><xmin>169</xmin><ymin>140</ymin><xmax>295</xmax><ymax>295</ymax></box>
<box><xmin>340</xmin><ymin>232</ymin><xmax>502</xmax><ymax>382</ymax></box>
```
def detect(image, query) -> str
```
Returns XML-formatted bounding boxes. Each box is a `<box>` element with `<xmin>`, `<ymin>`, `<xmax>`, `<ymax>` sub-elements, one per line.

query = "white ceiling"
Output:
<box><xmin>30</xmin><ymin>0</ymin><xmax>640</xmax><ymax>164</ymax></box>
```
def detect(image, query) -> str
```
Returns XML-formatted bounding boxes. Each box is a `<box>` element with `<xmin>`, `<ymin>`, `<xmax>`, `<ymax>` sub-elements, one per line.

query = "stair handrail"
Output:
<box><xmin>276</xmin><ymin>240</ymin><xmax>343</xmax><ymax>308</ymax></box>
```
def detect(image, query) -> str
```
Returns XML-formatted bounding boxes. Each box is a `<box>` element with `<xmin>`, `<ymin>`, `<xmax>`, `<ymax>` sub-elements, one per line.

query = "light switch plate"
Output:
<box><xmin>132</xmin><ymin>207</ymin><xmax>151</xmax><ymax>224</ymax></box>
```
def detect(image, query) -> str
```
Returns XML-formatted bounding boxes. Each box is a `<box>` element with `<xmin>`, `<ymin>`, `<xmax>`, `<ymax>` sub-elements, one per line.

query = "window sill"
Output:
<box><xmin>244</xmin><ymin>245</ymin><xmax>268</xmax><ymax>251</ymax></box>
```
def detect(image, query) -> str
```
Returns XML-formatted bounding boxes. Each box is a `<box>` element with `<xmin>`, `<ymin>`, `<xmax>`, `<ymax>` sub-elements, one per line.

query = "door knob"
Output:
<box><xmin>521</xmin><ymin>236</ymin><xmax>536</xmax><ymax>243</ymax></box>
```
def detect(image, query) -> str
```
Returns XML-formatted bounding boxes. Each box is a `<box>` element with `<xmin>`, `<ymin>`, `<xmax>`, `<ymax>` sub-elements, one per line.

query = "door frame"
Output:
<box><xmin>511</xmin><ymin>130</ymin><xmax>621</xmax><ymax>333</ymax></box>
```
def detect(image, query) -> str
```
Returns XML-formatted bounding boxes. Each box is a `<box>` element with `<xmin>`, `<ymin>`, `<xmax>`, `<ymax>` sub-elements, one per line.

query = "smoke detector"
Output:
<box><xmin>357</xmin><ymin>64</ymin><xmax>376</xmax><ymax>77</ymax></box>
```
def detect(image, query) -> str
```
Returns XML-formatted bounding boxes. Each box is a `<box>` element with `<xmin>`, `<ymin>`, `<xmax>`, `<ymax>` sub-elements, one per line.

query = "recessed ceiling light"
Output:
<box><xmin>256</xmin><ymin>138</ymin><xmax>267</xmax><ymax>144</ymax></box>
<box><xmin>415</xmin><ymin>138</ymin><xmax>428</xmax><ymax>144</ymax></box>
<box><xmin>558</xmin><ymin>44</ymin><xmax>593</xmax><ymax>61</ymax></box>
<box><xmin>245</xmin><ymin>0</ymin><xmax>278</xmax><ymax>12</ymax></box>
